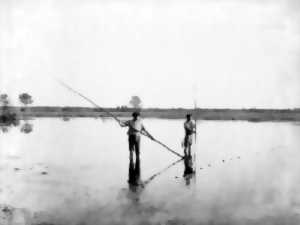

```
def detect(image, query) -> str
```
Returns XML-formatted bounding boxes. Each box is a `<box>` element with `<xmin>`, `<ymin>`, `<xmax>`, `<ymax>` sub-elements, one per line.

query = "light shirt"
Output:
<box><xmin>125</xmin><ymin>119</ymin><xmax>145</xmax><ymax>136</ymax></box>
<box><xmin>184</xmin><ymin>120</ymin><xmax>195</xmax><ymax>136</ymax></box>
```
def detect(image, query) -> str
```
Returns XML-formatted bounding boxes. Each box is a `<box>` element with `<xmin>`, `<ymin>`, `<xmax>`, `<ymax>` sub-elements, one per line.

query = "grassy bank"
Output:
<box><xmin>1</xmin><ymin>106</ymin><xmax>300</xmax><ymax>121</ymax></box>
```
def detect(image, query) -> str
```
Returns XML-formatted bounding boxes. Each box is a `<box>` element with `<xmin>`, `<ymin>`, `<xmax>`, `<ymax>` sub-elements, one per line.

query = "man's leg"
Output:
<box><xmin>187</xmin><ymin>135</ymin><xmax>192</xmax><ymax>156</ymax></box>
<box><xmin>128</xmin><ymin>153</ymin><xmax>135</xmax><ymax>183</ymax></box>
<box><xmin>188</xmin><ymin>145</ymin><xmax>191</xmax><ymax>156</ymax></box>
<box><xmin>184</xmin><ymin>136</ymin><xmax>189</xmax><ymax>156</ymax></box>
<box><xmin>134</xmin><ymin>136</ymin><xmax>140</xmax><ymax>160</ymax></box>
<box><xmin>128</xmin><ymin>136</ymin><xmax>136</xmax><ymax>184</ymax></box>
<box><xmin>129</xmin><ymin>136</ymin><xmax>134</xmax><ymax>161</ymax></box>
<box><xmin>134</xmin><ymin>153</ymin><xmax>141</xmax><ymax>182</ymax></box>
<box><xmin>184</xmin><ymin>147</ymin><xmax>188</xmax><ymax>156</ymax></box>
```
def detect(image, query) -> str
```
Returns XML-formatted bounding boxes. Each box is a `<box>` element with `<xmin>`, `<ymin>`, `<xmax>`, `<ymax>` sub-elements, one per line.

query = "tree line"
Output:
<box><xmin>0</xmin><ymin>93</ymin><xmax>33</xmax><ymax>107</ymax></box>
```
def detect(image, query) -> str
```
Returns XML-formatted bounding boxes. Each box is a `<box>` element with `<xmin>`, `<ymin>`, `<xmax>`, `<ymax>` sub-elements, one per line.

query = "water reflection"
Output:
<box><xmin>2</xmin><ymin>118</ymin><xmax>299</xmax><ymax>225</ymax></box>
<box><xmin>183</xmin><ymin>154</ymin><xmax>195</xmax><ymax>186</ymax></box>
<box><xmin>128</xmin><ymin>155</ymin><xmax>141</xmax><ymax>192</ymax></box>
<box><xmin>0</xmin><ymin>113</ymin><xmax>19</xmax><ymax>126</ymax></box>
<box><xmin>0</xmin><ymin>112</ymin><xmax>33</xmax><ymax>134</ymax></box>
<box><xmin>62</xmin><ymin>116</ymin><xmax>71</xmax><ymax>121</ymax></box>
<box><xmin>0</xmin><ymin>126</ymin><xmax>9</xmax><ymax>133</ymax></box>
<box><xmin>20</xmin><ymin>123</ymin><xmax>33</xmax><ymax>133</ymax></box>
<box><xmin>125</xmin><ymin>154</ymin><xmax>143</xmax><ymax>205</ymax></box>
<box><xmin>0</xmin><ymin>113</ymin><xmax>20</xmax><ymax>133</ymax></box>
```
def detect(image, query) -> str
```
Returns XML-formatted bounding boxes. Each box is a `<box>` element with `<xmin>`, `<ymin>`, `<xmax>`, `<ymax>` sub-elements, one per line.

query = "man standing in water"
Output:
<box><xmin>120</xmin><ymin>112</ymin><xmax>154</xmax><ymax>159</ymax></box>
<box><xmin>183</xmin><ymin>114</ymin><xmax>196</xmax><ymax>156</ymax></box>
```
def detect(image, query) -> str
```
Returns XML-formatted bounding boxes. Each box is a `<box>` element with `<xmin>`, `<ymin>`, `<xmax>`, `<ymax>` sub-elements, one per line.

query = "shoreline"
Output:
<box><xmin>1</xmin><ymin>106</ymin><xmax>300</xmax><ymax>121</ymax></box>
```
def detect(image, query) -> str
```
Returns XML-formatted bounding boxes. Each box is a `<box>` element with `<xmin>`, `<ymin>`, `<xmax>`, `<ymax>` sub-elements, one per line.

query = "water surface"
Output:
<box><xmin>1</xmin><ymin>118</ymin><xmax>300</xmax><ymax>225</ymax></box>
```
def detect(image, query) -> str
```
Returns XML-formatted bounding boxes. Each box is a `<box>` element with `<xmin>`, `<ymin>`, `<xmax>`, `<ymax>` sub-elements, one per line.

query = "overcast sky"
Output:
<box><xmin>0</xmin><ymin>0</ymin><xmax>299</xmax><ymax>108</ymax></box>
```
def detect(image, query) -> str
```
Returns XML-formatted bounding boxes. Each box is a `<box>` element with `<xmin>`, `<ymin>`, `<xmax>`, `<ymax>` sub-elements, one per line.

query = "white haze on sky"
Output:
<box><xmin>0</xmin><ymin>0</ymin><xmax>299</xmax><ymax>108</ymax></box>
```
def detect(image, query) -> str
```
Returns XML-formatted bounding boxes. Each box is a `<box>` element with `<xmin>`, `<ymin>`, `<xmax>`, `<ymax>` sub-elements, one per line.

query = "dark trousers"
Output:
<box><xmin>129</xmin><ymin>135</ymin><xmax>140</xmax><ymax>156</ymax></box>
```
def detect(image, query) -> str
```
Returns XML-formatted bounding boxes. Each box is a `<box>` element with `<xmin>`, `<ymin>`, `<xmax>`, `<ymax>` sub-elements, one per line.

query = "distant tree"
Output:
<box><xmin>19</xmin><ymin>93</ymin><xmax>33</xmax><ymax>106</ymax></box>
<box><xmin>0</xmin><ymin>94</ymin><xmax>9</xmax><ymax>106</ymax></box>
<box><xmin>129</xmin><ymin>96</ymin><xmax>142</xmax><ymax>108</ymax></box>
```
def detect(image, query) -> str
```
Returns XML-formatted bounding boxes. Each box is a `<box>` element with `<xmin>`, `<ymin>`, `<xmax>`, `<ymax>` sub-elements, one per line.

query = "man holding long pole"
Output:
<box><xmin>56</xmin><ymin>79</ymin><xmax>183</xmax><ymax>158</ymax></box>
<box><xmin>120</xmin><ymin>111</ymin><xmax>154</xmax><ymax>159</ymax></box>
<box><xmin>183</xmin><ymin>114</ymin><xmax>196</xmax><ymax>157</ymax></box>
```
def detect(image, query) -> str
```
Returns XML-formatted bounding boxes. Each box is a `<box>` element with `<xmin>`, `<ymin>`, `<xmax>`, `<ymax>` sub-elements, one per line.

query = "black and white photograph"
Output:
<box><xmin>1</xmin><ymin>0</ymin><xmax>300</xmax><ymax>224</ymax></box>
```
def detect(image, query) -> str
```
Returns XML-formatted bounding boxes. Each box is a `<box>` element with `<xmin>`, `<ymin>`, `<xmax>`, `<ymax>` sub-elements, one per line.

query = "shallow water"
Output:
<box><xmin>1</xmin><ymin>118</ymin><xmax>300</xmax><ymax>225</ymax></box>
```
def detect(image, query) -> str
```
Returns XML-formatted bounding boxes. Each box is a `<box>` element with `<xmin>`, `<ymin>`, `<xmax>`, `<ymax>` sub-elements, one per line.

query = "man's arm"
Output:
<box><xmin>192</xmin><ymin>121</ymin><xmax>197</xmax><ymax>133</ymax></box>
<box><xmin>119</xmin><ymin>120</ymin><xmax>129</xmax><ymax>127</ymax></box>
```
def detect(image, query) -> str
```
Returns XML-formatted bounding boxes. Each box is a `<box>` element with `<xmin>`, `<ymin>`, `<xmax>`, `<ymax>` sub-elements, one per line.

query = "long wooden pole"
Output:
<box><xmin>57</xmin><ymin>79</ymin><xmax>184</xmax><ymax>158</ymax></box>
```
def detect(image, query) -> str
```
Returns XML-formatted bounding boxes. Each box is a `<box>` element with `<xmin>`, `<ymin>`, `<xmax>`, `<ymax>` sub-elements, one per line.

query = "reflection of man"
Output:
<box><xmin>183</xmin><ymin>114</ymin><xmax>196</xmax><ymax>156</ymax></box>
<box><xmin>126</xmin><ymin>155</ymin><xmax>142</xmax><ymax>203</ymax></box>
<box><xmin>183</xmin><ymin>154</ymin><xmax>194</xmax><ymax>186</ymax></box>
<box><xmin>128</xmin><ymin>155</ymin><xmax>141</xmax><ymax>188</ymax></box>
<box><xmin>184</xmin><ymin>154</ymin><xmax>194</xmax><ymax>175</ymax></box>
<box><xmin>120</xmin><ymin>112</ymin><xmax>154</xmax><ymax>159</ymax></box>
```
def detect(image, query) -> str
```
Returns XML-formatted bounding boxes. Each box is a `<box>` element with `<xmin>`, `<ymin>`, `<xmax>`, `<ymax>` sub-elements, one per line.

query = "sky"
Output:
<box><xmin>0</xmin><ymin>0</ymin><xmax>299</xmax><ymax>108</ymax></box>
